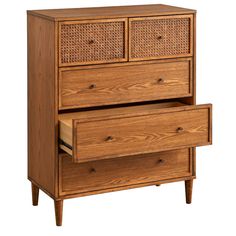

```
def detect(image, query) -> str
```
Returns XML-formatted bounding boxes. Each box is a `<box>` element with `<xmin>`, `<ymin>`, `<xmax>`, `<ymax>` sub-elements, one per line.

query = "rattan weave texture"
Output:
<box><xmin>60</xmin><ymin>21</ymin><xmax>125</xmax><ymax>65</ymax></box>
<box><xmin>130</xmin><ymin>17</ymin><xmax>191</xmax><ymax>59</ymax></box>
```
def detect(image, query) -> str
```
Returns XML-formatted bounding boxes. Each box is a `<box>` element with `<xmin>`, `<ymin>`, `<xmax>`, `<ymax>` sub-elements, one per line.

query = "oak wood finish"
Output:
<box><xmin>54</xmin><ymin>200</ymin><xmax>63</xmax><ymax>226</ymax></box>
<box><xmin>185</xmin><ymin>179</ymin><xmax>193</xmax><ymax>204</ymax></box>
<box><xmin>59</xmin><ymin>103</ymin><xmax>211</xmax><ymax>162</ymax></box>
<box><xmin>31</xmin><ymin>183</ymin><xmax>39</xmax><ymax>206</ymax></box>
<box><xmin>59</xmin><ymin>149</ymin><xmax>192</xmax><ymax>195</ymax></box>
<box><xmin>27</xmin><ymin>4</ymin><xmax>212</xmax><ymax>226</ymax></box>
<box><xmin>62</xmin><ymin>176</ymin><xmax>196</xmax><ymax>200</ymax></box>
<box><xmin>27</xmin><ymin>4</ymin><xmax>196</xmax><ymax>21</ymax></box>
<box><xmin>59</xmin><ymin>59</ymin><xmax>192</xmax><ymax>109</ymax></box>
<box><xmin>27</xmin><ymin>14</ymin><xmax>57</xmax><ymax>197</ymax></box>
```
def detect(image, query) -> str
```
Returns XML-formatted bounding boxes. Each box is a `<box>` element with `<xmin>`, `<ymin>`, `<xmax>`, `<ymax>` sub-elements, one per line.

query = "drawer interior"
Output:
<box><xmin>59</xmin><ymin>101</ymin><xmax>212</xmax><ymax>162</ymax></box>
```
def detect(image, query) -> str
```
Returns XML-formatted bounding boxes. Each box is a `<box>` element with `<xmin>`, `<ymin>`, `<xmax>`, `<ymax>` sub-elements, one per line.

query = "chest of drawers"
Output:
<box><xmin>27</xmin><ymin>4</ymin><xmax>212</xmax><ymax>226</ymax></box>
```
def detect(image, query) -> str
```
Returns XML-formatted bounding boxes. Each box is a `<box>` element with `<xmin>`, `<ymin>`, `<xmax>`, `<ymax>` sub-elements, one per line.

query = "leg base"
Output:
<box><xmin>31</xmin><ymin>183</ymin><xmax>39</xmax><ymax>206</ymax></box>
<box><xmin>185</xmin><ymin>179</ymin><xmax>193</xmax><ymax>204</ymax></box>
<box><xmin>54</xmin><ymin>200</ymin><xmax>63</xmax><ymax>226</ymax></box>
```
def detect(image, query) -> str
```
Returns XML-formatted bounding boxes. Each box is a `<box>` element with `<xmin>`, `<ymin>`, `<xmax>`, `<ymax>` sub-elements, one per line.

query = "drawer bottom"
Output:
<box><xmin>59</xmin><ymin>148</ymin><xmax>193</xmax><ymax>196</ymax></box>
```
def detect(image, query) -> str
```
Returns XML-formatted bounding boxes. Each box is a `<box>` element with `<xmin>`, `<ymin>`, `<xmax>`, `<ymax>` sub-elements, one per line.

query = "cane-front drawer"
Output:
<box><xmin>59</xmin><ymin>149</ymin><xmax>192</xmax><ymax>195</ymax></box>
<box><xmin>59</xmin><ymin>102</ymin><xmax>212</xmax><ymax>163</ymax></box>
<box><xmin>129</xmin><ymin>15</ymin><xmax>193</xmax><ymax>61</ymax></box>
<box><xmin>59</xmin><ymin>59</ymin><xmax>192</xmax><ymax>109</ymax></box>
<box><xmin>59</xmin><ymin>19</ymin><xmax>128</xmax><ymax>66</ymax></box>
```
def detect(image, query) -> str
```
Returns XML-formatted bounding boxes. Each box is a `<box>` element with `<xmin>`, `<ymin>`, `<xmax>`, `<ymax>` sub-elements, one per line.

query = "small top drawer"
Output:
<box><xmin>129</xmin><ymin>15</ymin><xmax>193</xmax><ymax>61</ymax></box>
<box><xmin>59</xmin><ymin>19</ymin><xmax>128</xmax><ymax>66</ymax></box>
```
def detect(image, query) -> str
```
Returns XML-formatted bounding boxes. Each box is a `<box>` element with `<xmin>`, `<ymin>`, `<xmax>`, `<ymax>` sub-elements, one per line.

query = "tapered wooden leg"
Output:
<box><xmin>185</xmin><ymin>180</ymin><xmax>193</xmax><ymax>204</ymax></box>
<box><xmin>31</xmin><ymin>183</ymin><xmax>39</xmax><ymax>206</ymax></box>
<box><xmin>54</xmin><ymin>200</ymin><xmax>63</xmax><ymax>226</ymax></box>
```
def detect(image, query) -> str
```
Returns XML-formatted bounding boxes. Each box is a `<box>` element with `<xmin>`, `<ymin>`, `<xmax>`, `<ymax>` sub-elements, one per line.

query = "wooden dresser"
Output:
<box><xmin>27</xmin><ymin>4</ymin><xmax>212</xmax><ymax>226</ymax></box>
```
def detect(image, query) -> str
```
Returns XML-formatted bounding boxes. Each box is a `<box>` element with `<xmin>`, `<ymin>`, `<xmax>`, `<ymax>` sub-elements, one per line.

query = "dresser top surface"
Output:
<box><xmin>27</xmin><ymin>4</ymin><xmax>195</xmax><ymax>21</ymax></box>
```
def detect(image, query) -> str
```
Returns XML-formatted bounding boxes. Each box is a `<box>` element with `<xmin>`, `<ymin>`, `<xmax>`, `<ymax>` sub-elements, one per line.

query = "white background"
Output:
<box><xmin>0</xmin><ymin>0</ymin><xmax>234</xmax><ymax>235</ymax></box>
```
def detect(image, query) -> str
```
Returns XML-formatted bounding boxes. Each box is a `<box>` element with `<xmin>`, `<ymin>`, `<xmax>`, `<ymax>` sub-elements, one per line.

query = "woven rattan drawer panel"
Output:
<box><xmin>129</xmin><ymin>15</ymin><xmax>193</xmax><ymax>61</ymax></box>
<box><xmin>59</xmin><ymin>19</ymin><xmax>128</xmax><ymax>66</ymax></box>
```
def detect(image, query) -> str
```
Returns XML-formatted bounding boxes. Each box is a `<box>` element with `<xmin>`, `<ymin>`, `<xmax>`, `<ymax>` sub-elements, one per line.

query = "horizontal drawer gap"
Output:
<box><xmin>59</xmin><ymin>139</ymin><xmax>72</xmax><ymax>150</ymax></box>
<box><xmin>58</xmin><ymin>98</ymin><xmax>189</xmax><ymax>114</ymax></box>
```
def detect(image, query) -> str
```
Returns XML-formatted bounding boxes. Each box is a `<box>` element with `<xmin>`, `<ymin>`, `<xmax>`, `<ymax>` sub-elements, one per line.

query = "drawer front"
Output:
<box><xmin>59</xmin><ymin>19</ymin><xmax>128</xmax><ymax>66</ymax></box>
<box><xmin>59</xmin><ymin>59</ymin><xmax>192</xmax><ymax>109</ymax></box>
<box><xmin>129</xmin><ymin>15</ymin><xmax>193</xmax><ymax>61</ymax></box>
<box><xmin>59</xmin><ymin>149</ymin><xmax>192</xmax><ymax>195</ymax></box>
<box><xmin>70</xmin><ymin>104</ymin><xmax>211</xmax><ymax>162</ymax></box>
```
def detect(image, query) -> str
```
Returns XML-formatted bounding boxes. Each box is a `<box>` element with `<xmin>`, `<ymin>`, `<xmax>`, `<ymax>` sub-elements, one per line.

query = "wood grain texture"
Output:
<box><xmin>27</xmin><ymin>14</ymin><xmax>57</xmax><ymax>196</ymax></box>
<box><xmin>59</xmin><ymin>18</ymin><xmax>128</xmax><ymax>67</ymax></box>
<box><xmin>27</xmin><ymin>4</ymin><xmax>196</xmax><ymax>21</ymax></box>
<box><xmin>61</xmin><ymin>176</ymin><xmax>195</xmax><ymax>199</ymax></box>
<box><xmin>31</xmin><ymin>183</ymin><xmax>39</xmax><ymax>206</ymax></box>
<box><xmin>59</xmin><ymin>103</ymin><xmax>212</xmax><ymax>162</ymax></box>
<box><xmin>59</xmin><ymin>102</ymin><xmax>185</xmax><ymax>147</ymax></box>
<box><xmin>179</xmin><ymin>12</ymin><xmax>196</xmax><ymax>106</ymax></box>
<box><xmin>59</xmin><ymin>59</ymin><xmax>192</xmax><ymax>109</ymax></box>
<box><xmin>59</xmin><ymin>149</ymin><xmax>192</xmax><ymax>196</ymax></box>
<box><xmin>59</xmin><ymin>102</ymin><xmax>186</xmax><ymax>121</ymax></box>
<box><xmin>178</xmin><ymin>13</ymin><xmax>197</xmax><ymax>180</ymax></box>
<box><xmin>54</xmin><ymin>200</ymin><xmax>63</xmax><ymax>226</ymax></box>
<box><xmin>26</xmin><ymin>5</ymin><xmax>213</xmax><ymax>224</ymax></box>
<box><xmin>185</xmin><ymin>179</ymin><xmax>193</xmax><ymax>204</ymax></box>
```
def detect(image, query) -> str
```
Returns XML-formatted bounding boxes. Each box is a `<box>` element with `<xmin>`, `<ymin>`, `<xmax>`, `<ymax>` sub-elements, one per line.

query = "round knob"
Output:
<box><xmin>157</xmin><ymin>159</ymin><xmax>165</xmax><ymax>164</ymax></box>
<box><xmin>157</xmin><ymin>35</ymin><xmax>162</xmax><ymax>40</ymax></box>
<box><xmin>89</xmin><ymin>84</ymin><xmax>96</xmax><ymax>89</ymax></box>
<box><xmin>90</xmin><ymin>168</ymin><xmax>96</xmax><ymax>173</ymax></box>
<box><xmin>157</xmin><ymin>78</ymin><xmax>164</xmax><ymax>84</ymax></box>
<box><xmin>88</xmin><ymin>39</ymin><xmax>95</xmax><ymax>44</ymax></box>
<box><xmin>176</xmin><ymin>127</ymin><xmax>184</xmax><ymax>133</ymax></box>
<box><xmin>105</xmin><ymin>136</ymin><xmax>114</xmax><ymax>141</ymax></box>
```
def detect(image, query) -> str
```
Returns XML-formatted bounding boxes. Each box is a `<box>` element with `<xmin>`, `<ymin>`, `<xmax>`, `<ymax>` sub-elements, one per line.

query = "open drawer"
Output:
<box><xmin>59</xmin><ymin>102</ymin><xmax>212</xmax><ymax>163</ymax></box>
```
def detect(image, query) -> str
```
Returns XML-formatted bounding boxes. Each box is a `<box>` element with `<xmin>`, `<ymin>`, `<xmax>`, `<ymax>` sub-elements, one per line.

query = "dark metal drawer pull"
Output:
<box><xmin>176</xmin><ymin>127</ymin><xmax>184</xmax><ymax>133</ymax></box>
<box><xmin>89</xmin><ymin>84</ymin><xmax>96</xmax><ymax>89</ymax></box>
<box><xmin>157</xmin><ymin>78</ymin><xmax>164</xmax><ymax>84</ymax></box>
<box><xmin>90</xmin><ymin>168</ymin><xmax>96</xmax><ymax>173</ymax></box>
<box><xmin>105</xmin><ymin>136</ymin><xmax>114</xmax><ymax>141</ymax></box>
<box><xmin>157</xmin><ymin>159</ymin><xmax>165</xmax><ymax>164</ymax></box>
<box><xmin>88</xmin><ymin>39</ymin><xmax>95</xmax><ymax>44</ymax></box>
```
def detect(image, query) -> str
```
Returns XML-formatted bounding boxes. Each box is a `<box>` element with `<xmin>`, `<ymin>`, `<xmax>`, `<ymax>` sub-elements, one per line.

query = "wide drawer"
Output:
<box><xmin>59</xmin><ymin>19</ymin><xmax>128</xmax><ymax>67</ymax></box>
<box><xmin>129</xmin><ymin>15</ymin><xmax>193</xmax><ymax>61</ymax></box>
<box><xmin>59</xmin><ymin>59</ymin><xmax>192</xmax><ymax>109</ymax></box>
<box><xmin>59</xmin><ymin>148</ymin><xmax>192</xmax><ymax>196</ymax></box>
<box><xmin>59</xmin><ymin>102</ymin><xmax>212</xmax><ymax>163</ymax></box>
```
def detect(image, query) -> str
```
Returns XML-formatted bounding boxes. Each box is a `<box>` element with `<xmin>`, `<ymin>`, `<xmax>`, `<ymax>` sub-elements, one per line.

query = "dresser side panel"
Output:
<box><xmin>178</xmin><ymin>13</ymin><xmax>196</xmax><ymax>176</ymax></box>
<box><xmin>179</xmin><ymin>12</ymin><xmax>196</xmax><ymax>105</ymax></box>
<box><xmin>27</xmin><ymin>14</ymin><xmax>57</xmax><ymax>196</ymax></box>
